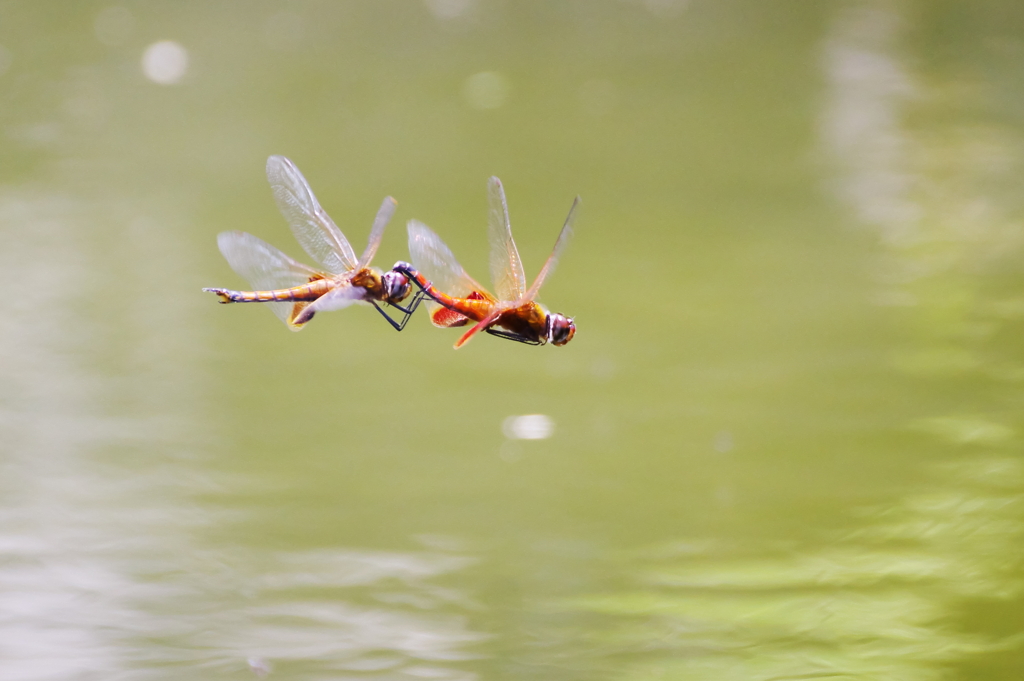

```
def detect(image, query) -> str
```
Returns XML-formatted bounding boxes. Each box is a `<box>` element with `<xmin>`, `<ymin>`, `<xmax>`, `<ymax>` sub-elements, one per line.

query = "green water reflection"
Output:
<box><xmin>1</xmin><ymin>1</ymin><xmax>1024</xmax><ymax>680</ymax></box>
<box><xmin>562</xmin><ymin>456</ymin><xmax>1024</xmax><ymax>680</ymax></box>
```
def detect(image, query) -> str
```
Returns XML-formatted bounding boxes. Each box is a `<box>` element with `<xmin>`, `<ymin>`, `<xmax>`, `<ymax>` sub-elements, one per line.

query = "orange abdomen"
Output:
<box><xmin>206</xmin><ymin>278</ymin><xmax>333</xmax><ymax>303</ymax></box>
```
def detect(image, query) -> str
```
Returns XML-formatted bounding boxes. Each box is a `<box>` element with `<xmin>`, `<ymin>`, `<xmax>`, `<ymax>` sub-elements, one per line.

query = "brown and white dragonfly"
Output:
<box><xmin>203</xmin><ymin>156</ymin><xmax>422</xmax><ymax>331</ymax></box>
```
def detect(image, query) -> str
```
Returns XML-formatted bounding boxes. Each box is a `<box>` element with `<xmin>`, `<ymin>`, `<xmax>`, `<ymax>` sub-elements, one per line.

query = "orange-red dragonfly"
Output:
<box><xmin>394</xmin><ymin>177</ymin><xmax>578</xmax><ymax>348</ymax></box>
<box><xmin>203</xmin><ymin>156</ymin><xmax>422</xmax><ymax>331</ymax></box>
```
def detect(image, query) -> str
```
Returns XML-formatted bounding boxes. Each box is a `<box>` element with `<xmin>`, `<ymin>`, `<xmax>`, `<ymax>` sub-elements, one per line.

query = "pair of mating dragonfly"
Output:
<box><xmin>203</xmin><ymin>156</ymin><xmax>577</xmax><ymax>348</ymax></box>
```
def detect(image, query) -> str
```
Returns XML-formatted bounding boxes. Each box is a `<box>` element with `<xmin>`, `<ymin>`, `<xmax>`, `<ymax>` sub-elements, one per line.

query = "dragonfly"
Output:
<box><xmin>394</xmin><ymin>176</ymin><xmax>578</xmax><ymax>348</ymax></box>
<box><xmin>203</xmin><ymin>155</ymin><xmax>423</xmax><ymax>331</ymax></box>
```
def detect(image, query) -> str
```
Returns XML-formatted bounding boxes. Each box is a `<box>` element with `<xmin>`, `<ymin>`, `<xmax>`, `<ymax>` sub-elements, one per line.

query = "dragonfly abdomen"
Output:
<box><xmin>203</xmin><ymin>279</ymin><xmax>332</xmax><ymax>304</ymax></box>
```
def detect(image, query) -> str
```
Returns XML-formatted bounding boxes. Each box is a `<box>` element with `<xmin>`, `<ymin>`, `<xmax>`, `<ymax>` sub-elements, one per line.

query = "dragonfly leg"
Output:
<box><xmin>387</xmin><ymin>288</ymin><xmax>427</xmax><ymax>316</ymax></box>
<box><xmin>371</xmin><ymin>301</ymin><xmax>406</xmax><ymax>331</ymax></box>
<box><xmin>371</xmin><ymin>290</ymin><xmax>427</xmax><ymax>331</ymax></box>
<box><xmin>484</xmin><ymin>327</ymin><xmax>544</xmax><ymax>346</ymax></box>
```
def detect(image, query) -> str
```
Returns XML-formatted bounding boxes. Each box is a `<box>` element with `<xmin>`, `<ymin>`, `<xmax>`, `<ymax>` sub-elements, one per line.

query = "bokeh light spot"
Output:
<box><xmin>502</xmin><ymin>414</ymin><xmax>555</xmax><ymax>440</ymax></box>
<box><xmin>141</xmin><ymin>40</ymin><xmax>188</xmax><ymax>85</ymax></box>
<box><xmin>425</xmin><ymin>0</ymin><xmax>474</xmax><ymax>21</ymax></box>
<box><xmin>463</xmin><ymin>71</ymin><xmax>509</xmax><ymax>110</ymax></box>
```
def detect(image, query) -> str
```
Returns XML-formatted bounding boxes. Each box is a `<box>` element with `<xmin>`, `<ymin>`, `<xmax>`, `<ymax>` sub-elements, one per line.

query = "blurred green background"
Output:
<box><xmin>2</xmin><ymin>1</ymin><xmax>1024</xmax><ymax>679</ymax></box>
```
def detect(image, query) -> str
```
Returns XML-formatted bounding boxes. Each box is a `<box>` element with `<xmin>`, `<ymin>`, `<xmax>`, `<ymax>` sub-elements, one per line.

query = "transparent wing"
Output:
<box><xmin>454</xmin><ymin>308</ymin><xmax>502</xmax><ymax>349</ymax></box>
<box><xmin>305</xmin><ymin>283</ymin><xmax>366</xmax><ymax>312</ymax></box>
<box><xmin>356</xmin><ymin>197</ymin><xmax>397</xmax><ymax>271</ymax></box>
<box><xmin>407</xmin><ymin>220</ymin><xmax>490</xmax><ymax>302</ymax></box>
<box><xmin>266</xmin><ymin>155</ymin><xmax>357</xmax><ymax>275</ymax></box>
<box><xmin>522</xmin><ymin>196</ymin><xmax>579</xmax><ymax>303</ymax></box>
<box><xmin>487</xmin><ymin>177</ymin><xmax>526</xmax><ymax>302</ymax></box>
<box><xmin>291</xmin><ymin>283</ymin><xmax>366</xmax><ymax>327</ymax></box>
<box><xmin>215</xmin><ymin>230</ymin><xmax>322</xmax><ymax>327</ymax></box>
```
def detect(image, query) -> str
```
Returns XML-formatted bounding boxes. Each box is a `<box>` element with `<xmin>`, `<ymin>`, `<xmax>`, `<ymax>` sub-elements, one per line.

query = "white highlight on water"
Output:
<box><xmin>141</xmin><ymin>40</ymin><xmax>188</xmax><ymax>85</ymax></box>
<box><xmin>424</xmin><ymin>0</ymin><xmax>474</xmax><ymax>21</ymax></box>
<box><xmin>502</xmin><ymin>414</ymin><xmax>555</xmax><ymax>441</ymax></box>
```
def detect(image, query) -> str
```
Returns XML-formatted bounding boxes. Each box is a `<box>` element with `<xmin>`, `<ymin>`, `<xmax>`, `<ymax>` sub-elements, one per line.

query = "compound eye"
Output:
<box><xmin>384</xmin><ymin>272</ymin><xmax>411</xmax><ymax>302</ymax></box>
<box><xmin>548</xmin><ymin>314</ymin><xmax>576</xmax><ymax>346</ymax></box>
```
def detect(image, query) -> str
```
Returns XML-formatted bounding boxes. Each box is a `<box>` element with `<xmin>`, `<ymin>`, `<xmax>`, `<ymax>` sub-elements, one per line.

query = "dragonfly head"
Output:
<box><xmin>546</xmin><ymin>313</ymin><xmax>576</xmax><ymax>346</ymax></box>
<box><xmin>392</xmin><ymin>261</ymin><xmax>413</xmax><ymax>275</ymax></box>
<box><xmin>381</xmin><ymin>269</ymin><xmax>412</xmax><ymax>304</ymax></box>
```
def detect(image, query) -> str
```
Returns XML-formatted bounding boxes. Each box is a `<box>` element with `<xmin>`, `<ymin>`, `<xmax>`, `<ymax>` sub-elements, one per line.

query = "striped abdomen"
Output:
<box><xmin>203</xmin><ymin>278</ymin><xmax>334</xmax><ymax>304</ymax></box>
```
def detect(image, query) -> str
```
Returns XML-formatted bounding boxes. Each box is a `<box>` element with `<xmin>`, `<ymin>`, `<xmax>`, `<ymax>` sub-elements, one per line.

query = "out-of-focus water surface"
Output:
<box><xmin>3</xmin><ymin>2</ymin><xmax>1024</xmax><ymax>679</ymax></box>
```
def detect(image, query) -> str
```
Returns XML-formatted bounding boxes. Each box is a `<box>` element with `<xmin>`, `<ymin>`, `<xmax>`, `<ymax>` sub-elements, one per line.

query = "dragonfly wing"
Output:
<box><xmin>488</xmin><ymin>177</ymin><xmax>526</xmax><ymax>303</ymax></box>
<box><xmin>355</xmin><ymin>197</ymin><xmax>397</xmax><ymax>271</ymax></box>
<box><xmin>215</xmin><ymin>230</ymin><xmax>323</xmax><ymax>327</ymax></box>
<box><xmin>266</xmin><ymin>155</ymin><xmax>357</xmax><ymax>275</ymax></box>
<box><xmin>407</xmin><ymin>220</ymin><xmax>488</xmax><ymax>300</ymax></box>
<box><xmin>522</xmin><ymin>195</ymin><xmax>579</xmax><ymax>303</ymax></box>
<box><xmin>291</xmin><ymin>282</ymin><xmax>366</xmax><ymax>327</ymax></box>
<box><xmin>430</xmin><ymin>306</ymin><xmax>471</xmax><ymax>328</ymax></box>
<box><xmin>454</xmin><ymin>308</ymin><xmax>502</xmax><ymax>349</ymax></box>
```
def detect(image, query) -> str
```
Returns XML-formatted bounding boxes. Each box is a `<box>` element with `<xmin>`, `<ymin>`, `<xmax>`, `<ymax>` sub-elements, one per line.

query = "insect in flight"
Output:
<box><xmin>395</xmin><ymin>176</ymin><xmax>578</xmax><ymax>348</ymax></box>
<box><xmin>203</xmin><ymin>156</ymin><xmax>422</xmax><ymax>331</ymax></box>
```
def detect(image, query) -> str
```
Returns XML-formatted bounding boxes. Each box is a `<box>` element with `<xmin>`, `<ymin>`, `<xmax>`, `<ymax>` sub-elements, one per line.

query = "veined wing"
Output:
<box><xmin>355</xmin><ymin>196</ymin><xmax>397</xmax><ymax>271</ymax></box>
<box><xmin>266</xmin><ymin>155</ymin><xmax>357</xmax><ymax>275</ymax></box>
<box><xmin>216</xmin><ymin>230</ymin><xmax>322</xmax><ymax>327</ymax></box>
<box><xmin>487</xmin><ymin>177</ymin><xmax>526</xmax><ymax>303</ymax></box>
<box><xmin>291</xmin><ymin>282</ymin><xmax>367</xmax><ymax>327</ymax></box>
<box><xmin>407</xmin><ymin>220</ymin><xmax>490</xmax><ymax>300</ymax></box>
<box><xmin>522</xmin><ymin>196</ymin><xmax>579</xmax><ymax>303</ymax></box>
<box><xmin>454</xmin><ymin>308</ymin><xmax>502</xmax><ymax>349</ymax></box>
